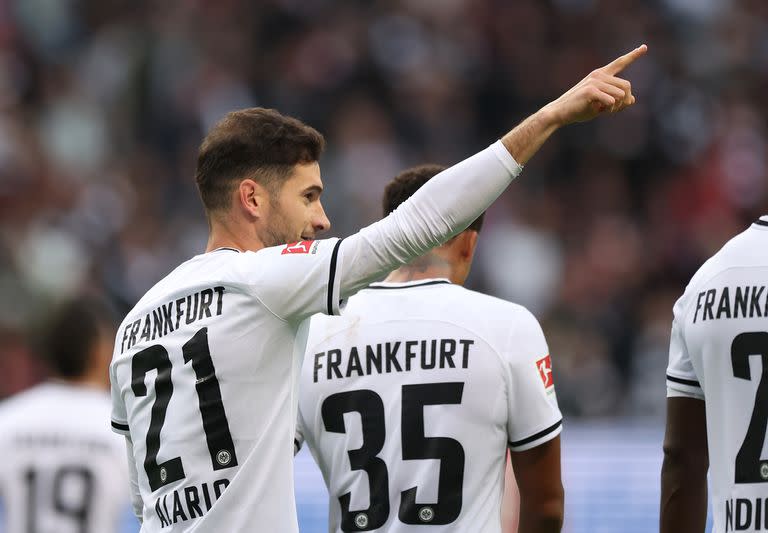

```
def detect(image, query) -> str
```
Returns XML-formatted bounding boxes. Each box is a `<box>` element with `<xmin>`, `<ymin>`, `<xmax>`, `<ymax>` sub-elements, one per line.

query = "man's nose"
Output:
<box><xmin>314</xmin><ymin>203</ymin><xmax>331</xmax><ymax>234</ymax></box>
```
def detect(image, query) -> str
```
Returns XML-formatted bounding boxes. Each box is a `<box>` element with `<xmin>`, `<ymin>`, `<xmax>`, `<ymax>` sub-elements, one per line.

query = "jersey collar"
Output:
<box><xmin>209</xmin><ymin>247</ymin><xmax>242</xmax><ymax>253</ymax></box>
<box><xmin>753</xmin><ymin>216</ymin><xmax>768</xmax><ymax>228</ymax></box>
<box><xmin>367</xmin><ymin>278</ymin><xmax>452</xmax><ymax>290</ymax></box>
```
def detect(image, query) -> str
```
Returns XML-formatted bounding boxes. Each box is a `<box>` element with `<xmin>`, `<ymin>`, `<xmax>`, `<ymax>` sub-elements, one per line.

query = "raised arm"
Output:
<box><xmin>337</xmin><ymin>45</ymin><xmax>647</xmax><ymax>298</ymax></box>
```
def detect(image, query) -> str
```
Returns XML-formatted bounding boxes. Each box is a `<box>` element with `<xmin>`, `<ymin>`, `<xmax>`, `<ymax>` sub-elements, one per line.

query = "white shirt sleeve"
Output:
<box><xmin>236</xmin><ymin>238</ymin><xmax>343</xmax><ymax>322</ymax></box>
<box><xmin>294</xmin><ymin>409</ymin><xmax>306</xmax><ymax>456</ymax></box>
<box><xmin>110</xmin><ymin>362</ymin><xmax>130</xmax><ymax>435</ymax></box>
<box><xmin>124</xmin><ymin>435</ymin><xmax>144</xmax><ymax>523</ymax></box>
<box><xmin>504</xmin><ymin>307</ymin><xmax>563</xmax><ymax>452</ymax></box>
<box><xmin>239</xmin><ymin>141</ymin><xmax>521</xmax><ymax>323</ymax></box>
<box><xmin>666</xmin><ymin>292</ymin><xmax>705</xmax><ymax>400</ymax></box>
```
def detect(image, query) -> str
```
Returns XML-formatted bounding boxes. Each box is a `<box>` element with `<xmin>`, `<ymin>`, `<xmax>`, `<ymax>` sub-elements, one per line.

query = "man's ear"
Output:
<box><xmin>458</xmin><ymin>230</ymin><xmax>479</xmax><ymax>260</ymax></box>
<box><xmin>237</xmin><ymin>179</ymin><xmax>270</xmax><ymax>220</ymax></box>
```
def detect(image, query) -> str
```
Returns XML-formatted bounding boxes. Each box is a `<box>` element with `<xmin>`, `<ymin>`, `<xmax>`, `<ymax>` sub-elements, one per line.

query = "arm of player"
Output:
<box><xmin>501</xmin><ymin>451</ymin><xmax>521</xmax><ymax>533</ymax></box>
<box><xmin>660</xmin><ymin>397</ymin><xmax>708</xmax><ymax>533</ymax></box>
<box><xmin>335</xmin><ymin>45</ymin><xmax>647</xmax><ymax>298</ymax></box>
<box><xmin>660</xmin><ymin>292</ymin><xmax>708</xmax><ymax>533</ymax></box>
<box><xmin>510</xmin><ymin>437</ymin><xmax>563</xmax><ymax>533</ymax></box>
<box><xmin>247</xmin><ymin>46</ymin><xmax>647</xmax><ymax>321</ymax></box>
<box><xmin>124</xmin><ymin>435</ymin><xmax>144</xmax><ymax>524</ymax></box>
<box><xmin>503</xmin><ymin>307</ymin><xmax>563</xmax><ymax>532</ymax></box>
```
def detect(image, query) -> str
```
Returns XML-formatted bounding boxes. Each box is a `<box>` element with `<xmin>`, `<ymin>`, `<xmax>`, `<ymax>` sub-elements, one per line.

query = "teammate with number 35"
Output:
<box><xmin>110</xmin><ymin>45</ymin><xmax>646</xmax><ymax>532</ymax></box>
<box><xmin>662</xmin><ymin>216</ymin><xmax>768</xmax><ymax>533</ymax></box>
<box><xmin>296</xmin><ymin>165</ymin><xmax>563</xmax><ymax>533</ymax></box>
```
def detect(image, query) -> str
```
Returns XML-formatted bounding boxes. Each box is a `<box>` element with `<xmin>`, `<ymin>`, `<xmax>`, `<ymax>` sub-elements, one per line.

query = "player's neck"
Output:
<box><xmin>384</xmin><ymin>254</ymin><xmax>462</xmax><ymax>284</ymax></box>
<box><xmin>206</xmin><ymin>220</ymin><xmax>265</xmax><ymax>253</ymax></box>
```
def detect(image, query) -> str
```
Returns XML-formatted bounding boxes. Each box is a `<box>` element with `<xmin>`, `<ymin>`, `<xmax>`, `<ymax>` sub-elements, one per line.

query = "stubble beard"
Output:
<box><xmin>258</xmin><ymin>207</ymin><xmax>299</xmax><ymax>248</ymax></box>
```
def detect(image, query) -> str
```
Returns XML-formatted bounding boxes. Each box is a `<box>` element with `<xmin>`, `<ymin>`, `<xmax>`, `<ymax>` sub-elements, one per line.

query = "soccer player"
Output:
<box><xmin>295</xmin><ymin>164</ymin><xmax>562</xmax><ymax>533</ymax></box>
<box><xmin>661</xmin><ymin>217</ymin><xmax>768</xmax><ymax>533</ymax></box>
<box><xmin>0</xmin><ymin>297</ymin><xmax>134</xmax><ymax>533</ymax></box>
<box><xmin>110</xmin><ymin>45</ymin><xmax>646</xmax><ymax>532</ymax></box>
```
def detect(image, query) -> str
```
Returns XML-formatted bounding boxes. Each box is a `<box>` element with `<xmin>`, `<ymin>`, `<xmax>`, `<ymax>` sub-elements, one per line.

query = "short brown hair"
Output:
<box><xmin>383</xmin><ymin>164</ymin><xmax>485</xmax><ymax>233</ymax></box>
<box><xmin>39</xmin><ymin>297</ymin><xmax>116</xmax><ymax>379</ymax></box>
<box><xmin>195</xmin><ymin>108</ymin><xmax>325</xmax><ymax>213</ymax></box>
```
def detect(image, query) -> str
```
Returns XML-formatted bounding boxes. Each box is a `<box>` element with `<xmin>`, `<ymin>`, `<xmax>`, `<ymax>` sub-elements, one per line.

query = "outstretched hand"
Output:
<box><xmin>546</xmin><ymin>44</ymin><xmax>648</xmax><ymax>125</ymax></box>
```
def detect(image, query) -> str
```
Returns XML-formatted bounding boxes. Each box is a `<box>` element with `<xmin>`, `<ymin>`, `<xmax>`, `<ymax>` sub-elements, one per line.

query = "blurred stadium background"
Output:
<box><xmin>2</xmin><ymin>0</ymin><xmax>765</xmax><ymax>530</ymax></box>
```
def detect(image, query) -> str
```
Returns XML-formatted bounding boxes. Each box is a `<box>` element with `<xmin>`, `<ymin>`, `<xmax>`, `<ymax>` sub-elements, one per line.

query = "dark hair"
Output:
<box><xmin>195</xmin><ymin>107</ymin><xmax>326</xmax><ymax>213</ymax></box>
<box><xmin>382</xmin><ymin>164</ymin><xmax>485</xmax><ymax>233</ymax></box>
<box><xmin>39</xmin><ymin>297</ymin><xmax>116</xmax><ymax>379</ymax></box>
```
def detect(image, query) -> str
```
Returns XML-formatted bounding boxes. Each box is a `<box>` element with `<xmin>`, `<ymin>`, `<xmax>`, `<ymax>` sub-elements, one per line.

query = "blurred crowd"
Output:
<box><xmin>1</xmin><ymin>0</ymin><xmax>767</xmax><ymax>417</ymax></box>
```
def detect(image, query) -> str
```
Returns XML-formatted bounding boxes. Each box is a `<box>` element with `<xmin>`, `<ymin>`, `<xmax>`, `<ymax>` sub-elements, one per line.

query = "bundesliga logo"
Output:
<box><xmin>281</xmin><ymin>240</ymin><xmax>317</xmax><ymax>255</ymax></box>
<box><xmin>537</xmin><ymin>355</ymin><xmax>554</xmax><ymax>388</ymax></box>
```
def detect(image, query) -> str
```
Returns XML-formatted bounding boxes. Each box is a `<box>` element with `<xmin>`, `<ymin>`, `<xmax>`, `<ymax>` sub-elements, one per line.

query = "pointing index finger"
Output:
<box><xmin>603</xmin><ymin>44</ymin><xmax>648</xmax><ymax>75</ymax></box>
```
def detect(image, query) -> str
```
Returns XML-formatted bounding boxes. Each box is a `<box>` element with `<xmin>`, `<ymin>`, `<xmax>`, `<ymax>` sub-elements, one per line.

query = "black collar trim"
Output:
<box><xmin>368</xmin><ymin>280</ymin><xmax>451</xmax><ymax>290</ymax></box>
<box><xmin>211</xmin><ymin>247</ymin><xmax>242</xmax><ymax>253</ymax></box>
<box><xmin>754</xmin><ymin>219</ymin><xmax>768</xmax><ymax>227</ymax></box>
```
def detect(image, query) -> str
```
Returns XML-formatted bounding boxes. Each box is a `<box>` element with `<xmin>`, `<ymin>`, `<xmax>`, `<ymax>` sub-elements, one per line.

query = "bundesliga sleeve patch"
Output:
<box><xmin>281</xmin><ymin>240</ymin><xmax>316</xmax><ymax>255</ymax></box>
<box><xmin>536</xmin><ymin>355</ymin><xmax>554</xmax><ymax>388</ymax></box>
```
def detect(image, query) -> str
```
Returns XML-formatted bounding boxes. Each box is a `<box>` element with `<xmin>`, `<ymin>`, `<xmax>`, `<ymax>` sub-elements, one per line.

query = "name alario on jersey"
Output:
<box><xmin>120</xmin><ymin>286</ymin><xmax>225</xmax><ymax>354</ymax></box>
<box><xmin>154</xmin><ymin>478</ymin><xmax>230</xmax><ymax>528</ymax></box>
<box><xmin>692</xmin><ymin>285</ymin><xmax>768</xmax><ymax>324</ymax></box>
<box><xmin>312</xmin><ymin>338</ymin><xmax>474</xmax><ymax>382</ymax></box>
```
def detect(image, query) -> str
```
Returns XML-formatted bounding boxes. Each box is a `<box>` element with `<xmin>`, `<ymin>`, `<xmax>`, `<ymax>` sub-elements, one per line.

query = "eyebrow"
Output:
<box><xmin>303</xmin><ymin>185</ymin><xmax>323</xmax><ymax>195</ymax></box>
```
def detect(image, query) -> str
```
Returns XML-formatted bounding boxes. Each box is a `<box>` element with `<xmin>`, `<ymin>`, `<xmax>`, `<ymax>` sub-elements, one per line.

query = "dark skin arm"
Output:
<box><xmin>510</xmin><ymin>435</ymin><xmax>564</xmax><ymax>533</ymax></box>
<box><xmin>660</xmin><ymin>396</ymin><xmax>709</xmax><ymax>533</ymax></box>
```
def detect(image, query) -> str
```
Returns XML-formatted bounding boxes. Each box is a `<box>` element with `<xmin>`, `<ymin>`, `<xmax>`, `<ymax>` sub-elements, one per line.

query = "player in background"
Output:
<box><xmin>661</xmin><ymin>216</ymin><xmax>768</xmax><ymax>533</ymax></box>
<box><xmin>296</xmin><ymin>165</ymin><xmax>562</xmax><ymax>533</ymax></box>
<box><xmin>110</xmin><ymin>45</ymin><xmax>646</xmax><ymax>532</ymax></box>
<box><xmin>0</xmin><ymin>297</ymin><xmax>135</xmax><ymax>533</ymax></box>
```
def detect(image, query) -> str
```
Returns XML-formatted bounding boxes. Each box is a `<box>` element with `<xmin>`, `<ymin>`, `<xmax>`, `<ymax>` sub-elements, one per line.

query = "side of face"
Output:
<box><xmin>259</xmin><ymin>161</ymin><xmax>331</xmax><ymax>247</ymax></box>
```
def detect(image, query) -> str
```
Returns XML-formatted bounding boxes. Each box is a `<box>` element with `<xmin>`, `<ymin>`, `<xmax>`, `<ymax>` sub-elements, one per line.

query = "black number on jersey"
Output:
<box><xmin>731</xmin><ymin>332</ymin><xmax>768</xmax><ymax>484</ymax></box>
<box><xmin>24</xmin><ymin>466</ymin><xmax>94</xmax><ymax>533</ymax></box>
<box><xmin>132</xmin><ymin>327</ymin><xmax>238</xmax><ymax>491</ymax></box>
<box><xmin>321</xmin><ymin>382</ymin><xmax>465</xmax><ymax>531</ymax></box>
<box><xmin>322</xmin><ymin>390</ymin><xmax>390</xmax><ymax>531</ymax></box>
<box><xmin>399</xmin><ymin>383</ymin><xmax>464</xmax><ymax>525</ymax></box>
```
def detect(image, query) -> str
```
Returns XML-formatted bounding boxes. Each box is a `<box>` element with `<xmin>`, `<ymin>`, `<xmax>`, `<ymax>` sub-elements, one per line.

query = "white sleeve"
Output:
<box><xmin>294</xmin><ymin>410</ymin><xmax>305</xmax><ymax>456</ymax></box>
<box><xmin>504</xmin><ymin>308</ymin><xmax>563</xmax><ymax>452</ymax></box>
<box><xmin>337</xmin><ymin>141</ymin><xmax>522</xmax><ymax>298</ymax></box>
<box><xmin>124</xmin><ymin>436</ymin><xmax>143</xmax><ymax>523</ymax></box>
<box><xmin>236</xmin><ymin>238</ymin><xmax>344</xmax><ymax>322</ymax></box>
<box><xmin>110</xmin><ymin>362</ymin><xmax>130</xmax><ymax>436</ymax></box>
<box><xmin>666</xmin><ymin>292</ymin><xmax>704</xmax><ymax>400</ymax></box>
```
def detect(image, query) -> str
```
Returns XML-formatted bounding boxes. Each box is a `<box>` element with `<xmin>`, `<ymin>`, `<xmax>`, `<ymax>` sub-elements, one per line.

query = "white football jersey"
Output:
<box><xmin>667</xmin><ymin>216</ymin><xmax>768</xmax><ymax>533</ymax></box>
<box><xmin>110</xmin><ymin>241</ymin><xmax>344</xmax><ymax>532</ymax></box>
<box><xmin>297</xmin><ymin>279</ymin><xmax>562</xmax><ymax>533</ymax></box>
<box><xmin>0</xmin><ymin>382</ymin><xmax>132</xmax><ymax>533</ymax></box>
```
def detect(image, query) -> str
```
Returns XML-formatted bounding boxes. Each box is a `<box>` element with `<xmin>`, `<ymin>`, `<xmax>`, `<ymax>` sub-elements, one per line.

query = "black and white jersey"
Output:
<box><xmin>110</xmin><ymin>140</ymin><xmax>523</xmax><ymax>532</ymax></box>
<box><xmin>110</xmin><ymin>241</ymin><xmax>345</xmax><ymax>532</ymax></box>
<box><xmin>297</xmin><ymin>279</ymin><xmax>562</xmax><ymax>532</ymax></box>
<box><xmin>667</xmin><ymin>216</ymin><xmax>768</xmax><ymax>533</ymax></box>
<box><xmin>0</xmin><ymin>383</ymin><xmax>131</xmax><ymax>533</ymax></box>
